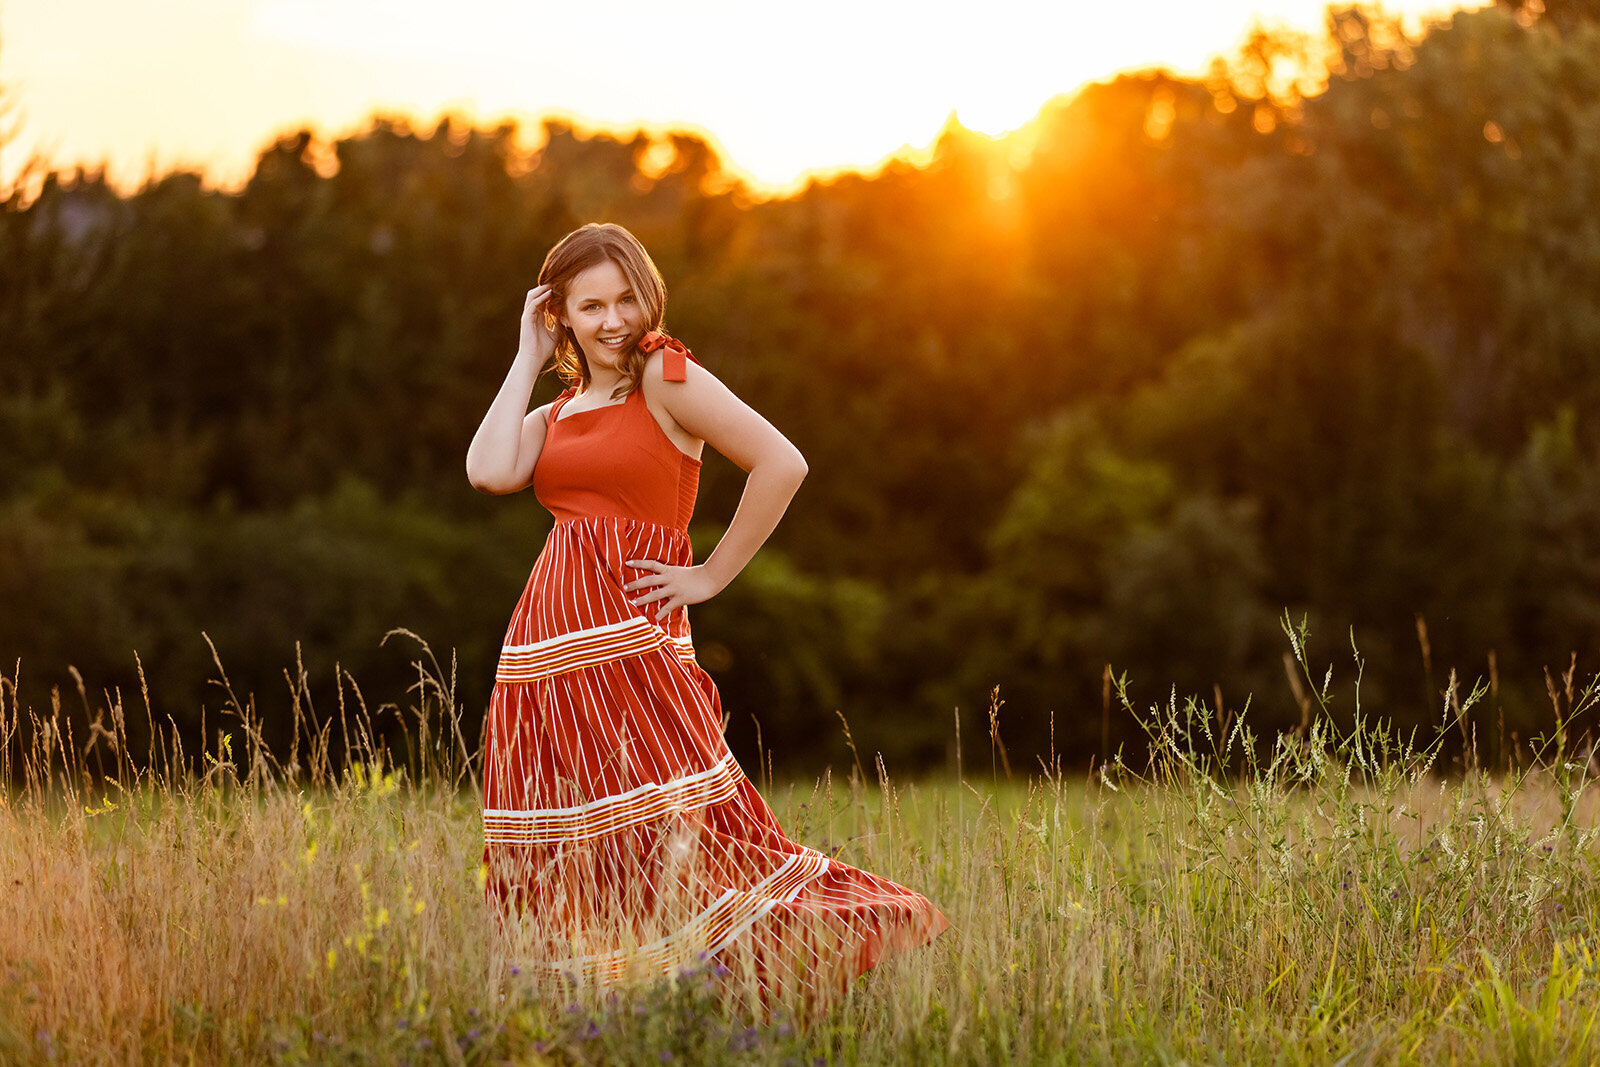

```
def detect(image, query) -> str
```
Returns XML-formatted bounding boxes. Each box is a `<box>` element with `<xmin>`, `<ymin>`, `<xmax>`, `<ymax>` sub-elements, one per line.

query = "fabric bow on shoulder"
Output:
<box><xmin>637</xmin><ymin>331</ymin><xmax>700</xmax><ymax>382</ymax></box>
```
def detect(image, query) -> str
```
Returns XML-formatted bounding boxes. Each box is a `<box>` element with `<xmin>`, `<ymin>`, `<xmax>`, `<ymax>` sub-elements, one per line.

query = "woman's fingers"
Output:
<box><xmin>518</xmin><ymin>285</ymin><xmax>557</xmax><ymax>360</ymax></box>
<box><xmin>623</xmin><ymin>559</ymin><xmax>686</xmax><ymax>618</ymax></box>
<box><xmin>648</xmin><ymin>589</ymin><xmax>680</xmax><ymax>620</ymax></box>
<box><xmin>624</xmin><ymin>559</ymin><xmax>666</xmax><ymax>589</ymax></box>
<box><xmin>522</xmin><ymin>286</ymin><xmax>553</xmax><ymax>317</ymax></box>
<box><xmin>624</xmin><ymin>559</ymin><xmax>668</xmax><ymax>601</ymax></box>
<box><xmin>631</xmin><ymin>579</ymin><xmax>674</xmax><ymax>602</ymax></box>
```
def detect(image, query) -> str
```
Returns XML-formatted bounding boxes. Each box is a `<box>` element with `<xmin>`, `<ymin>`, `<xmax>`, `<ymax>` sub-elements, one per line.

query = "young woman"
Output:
<box><xmin>466</xmin><ymin>223</ymin><xmax>947</xmax><ymax>1000</ymax></box>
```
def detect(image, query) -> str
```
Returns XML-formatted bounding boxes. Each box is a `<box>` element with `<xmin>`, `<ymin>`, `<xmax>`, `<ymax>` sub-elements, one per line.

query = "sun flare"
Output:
<box><xmin>2</xmin><ymin>0</ymin><xmax>1489</xmax><ymax>193</ymax></box>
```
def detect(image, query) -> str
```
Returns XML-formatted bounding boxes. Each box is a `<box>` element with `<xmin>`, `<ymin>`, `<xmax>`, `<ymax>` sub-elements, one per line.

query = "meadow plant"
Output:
<box><xmin>1</xmin><ymin>620</ymin><xmax>1598</xmax><ymax>1063</ymax></box>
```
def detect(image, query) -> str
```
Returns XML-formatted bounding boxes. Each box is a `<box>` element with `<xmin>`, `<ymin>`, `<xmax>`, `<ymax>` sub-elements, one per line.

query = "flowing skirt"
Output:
<box><xmin>482</xmin><ymin>516</ymin><xmax>948</xmax><ymax>1000</ymax></box>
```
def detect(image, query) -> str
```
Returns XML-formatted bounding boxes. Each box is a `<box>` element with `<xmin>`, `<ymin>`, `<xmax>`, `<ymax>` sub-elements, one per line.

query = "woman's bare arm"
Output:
<box><xmin>625</xmin><ymin>355</ymin><xmax>808</xmax><ymax>619</ymax></box>
<box><xmin>466</xmin><ymin>286</ymin><xmax>557</xmax><ymax>494</ymax></box>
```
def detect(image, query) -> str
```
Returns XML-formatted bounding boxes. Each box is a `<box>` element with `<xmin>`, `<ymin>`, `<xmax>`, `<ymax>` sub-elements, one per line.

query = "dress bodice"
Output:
<box><xmin>532</xmin><ymin>386</ymin><xmax>701</xmax><ymax>532</ymax></box>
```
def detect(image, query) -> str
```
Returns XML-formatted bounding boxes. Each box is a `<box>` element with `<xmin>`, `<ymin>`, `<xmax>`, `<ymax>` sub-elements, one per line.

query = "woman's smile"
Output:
<box><xmin>563</xmin><ymin>259</ymin><xmax>645</xmax><ymax>367</ymax></box>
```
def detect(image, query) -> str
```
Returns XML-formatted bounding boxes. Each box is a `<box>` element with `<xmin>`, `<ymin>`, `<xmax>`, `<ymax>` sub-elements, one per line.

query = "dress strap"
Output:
<box><xmin>637</xmin><ymin>331</ymin><xmax>700</xmax><ymax>383</ymax></box>
<box><xmin>548</xmin><ymin>388</ymin><xmax>576</xmax><ymax>423</ymax></box>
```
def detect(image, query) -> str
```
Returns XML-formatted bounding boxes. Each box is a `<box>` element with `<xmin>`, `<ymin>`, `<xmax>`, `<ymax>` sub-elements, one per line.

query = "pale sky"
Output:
<box><xmin>2</xmin><ymin>0</ymin><xmax>1487</xmax><ymax>195</ymax></box>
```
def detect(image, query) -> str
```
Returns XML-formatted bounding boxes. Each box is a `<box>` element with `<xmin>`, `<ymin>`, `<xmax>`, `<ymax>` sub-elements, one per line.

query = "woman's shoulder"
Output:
<box><xmin>639</xmin><ymin>345</ymin><xmax>714</xmax><ymax>391</ymax></box>
<box><xmin>642</xmin><ymin>354</ymin><xmax>724</xmax><ymax>421</ymax></box>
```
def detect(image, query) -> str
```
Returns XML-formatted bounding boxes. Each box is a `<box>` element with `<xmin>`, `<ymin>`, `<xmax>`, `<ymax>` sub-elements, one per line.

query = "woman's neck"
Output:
<box><xmin>583</xmin><ymin>363</ymin><xmax>627</xmax><ymax>398</ymax></box>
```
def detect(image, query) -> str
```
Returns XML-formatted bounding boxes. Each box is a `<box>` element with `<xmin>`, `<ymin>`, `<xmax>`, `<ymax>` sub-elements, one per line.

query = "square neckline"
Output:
<box><xmin>552</xmin><ymin>389</ymin><xmax>630</xmax><ymax>424</ymax></box>
<box><xmin>550</xmin><ymin>388</ymin><xmax>702</xmax><ymax>464</ymax></box>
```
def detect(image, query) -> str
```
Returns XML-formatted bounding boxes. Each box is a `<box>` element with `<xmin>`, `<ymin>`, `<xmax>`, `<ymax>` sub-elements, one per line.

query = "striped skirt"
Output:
<box><xmin>482</xmin><ymin>515</ymin><xmax>948</xmax><ymax>999</ymax></box>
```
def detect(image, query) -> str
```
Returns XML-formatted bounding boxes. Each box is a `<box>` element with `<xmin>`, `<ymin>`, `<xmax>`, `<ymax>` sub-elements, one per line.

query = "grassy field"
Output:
<box><xmin>3</xmin><ymin>628</ymin><xmax>1600</xmax><ymax>1064</ymax></box>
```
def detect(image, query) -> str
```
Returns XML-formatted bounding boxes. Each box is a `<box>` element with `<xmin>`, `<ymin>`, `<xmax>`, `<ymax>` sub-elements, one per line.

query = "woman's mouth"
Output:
<box><xmin>598</xmin><ymin>334</ymin><xmax>631</xmax><ymax>351</ymax></box>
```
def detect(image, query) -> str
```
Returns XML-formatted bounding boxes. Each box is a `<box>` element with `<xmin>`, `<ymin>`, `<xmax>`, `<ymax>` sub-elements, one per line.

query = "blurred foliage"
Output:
<box><xmin>4</xmin><ymin>4</ymin><xmax>1600</xmax><ymax>772</ymax></box>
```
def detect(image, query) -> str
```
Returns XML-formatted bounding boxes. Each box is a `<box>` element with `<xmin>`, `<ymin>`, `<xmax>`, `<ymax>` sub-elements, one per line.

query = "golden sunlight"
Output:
<box><xmin>2</xmin><ymin>0</ymin><xmax>1489</xmax><ymax>194</ymax></box>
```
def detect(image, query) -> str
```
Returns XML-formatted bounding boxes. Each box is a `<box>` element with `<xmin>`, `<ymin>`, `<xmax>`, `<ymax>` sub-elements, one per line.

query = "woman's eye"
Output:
<box><xmin>622</xmin><ymin>295</ymin><xmax>635</xmax><ymax>304</ymax></box>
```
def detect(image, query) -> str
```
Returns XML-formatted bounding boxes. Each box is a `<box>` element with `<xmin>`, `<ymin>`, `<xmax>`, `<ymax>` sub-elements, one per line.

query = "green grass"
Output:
<box><xmin>3</xmin><ymin>622</ymin><xmax>1600</xmax><ymax>1064</ymax></box>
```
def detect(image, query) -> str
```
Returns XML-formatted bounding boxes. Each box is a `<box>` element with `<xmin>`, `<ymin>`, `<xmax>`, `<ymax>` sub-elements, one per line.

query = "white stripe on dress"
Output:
<box><xmin>483</xmin><ymin>752</ymin><xmax>743</xmax><ymax>846</ymax></box>
<box><xmin>497</xmin><ymin>616</ymin><xmax>666</xmax><ymax>682</ymax></box>
<box><xmin>537</xmin><ymin>848</ymin><xmax>833</xmax><ymax>982</ymax></box>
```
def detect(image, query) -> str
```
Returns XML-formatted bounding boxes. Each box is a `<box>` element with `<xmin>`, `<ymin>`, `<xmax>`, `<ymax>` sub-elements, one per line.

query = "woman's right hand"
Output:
<box><xmin>519</xmin><ymin>284</ymin><xmax>559</xmax><ymax>367</ymax></box>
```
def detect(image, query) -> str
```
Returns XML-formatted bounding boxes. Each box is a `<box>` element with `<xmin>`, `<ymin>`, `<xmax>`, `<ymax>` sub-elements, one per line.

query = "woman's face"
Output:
<box><xmin>560</xmin><ymin>258</ymin><xmax>646</xmax><ymax>371</ymax></box>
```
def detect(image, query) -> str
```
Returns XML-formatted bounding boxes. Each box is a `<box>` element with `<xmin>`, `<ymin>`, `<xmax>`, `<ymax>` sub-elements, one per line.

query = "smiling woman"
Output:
<box><xmin>542</xmin><ymin>232</ymin><xmax>666</xmax><ymax>405</ymax></box>
<box><xmin>465</xmin><ymin>222</ymin><xmax>949</xmax><ymax>1005</ymax></box>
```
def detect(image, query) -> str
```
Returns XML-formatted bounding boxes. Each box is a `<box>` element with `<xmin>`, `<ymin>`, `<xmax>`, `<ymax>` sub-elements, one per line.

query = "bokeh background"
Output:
<box><xmin>4</xmin><ymin>0</ymin><xmax>1599</xmax><ymax>775</ymax></box>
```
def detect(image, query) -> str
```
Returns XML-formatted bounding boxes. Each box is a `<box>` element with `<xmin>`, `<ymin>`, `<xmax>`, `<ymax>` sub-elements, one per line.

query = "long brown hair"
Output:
<box><xmin>537</xmin><ymin>223</ymin><xmax>667</xmax><ymax>399</ymax></box>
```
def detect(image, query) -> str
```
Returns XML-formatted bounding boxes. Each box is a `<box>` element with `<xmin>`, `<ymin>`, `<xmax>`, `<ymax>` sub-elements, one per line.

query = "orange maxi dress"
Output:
<box><xmin>482</xmin><ymin>337</ymin><xmax>948</xmax><ymax>999</ymax></box>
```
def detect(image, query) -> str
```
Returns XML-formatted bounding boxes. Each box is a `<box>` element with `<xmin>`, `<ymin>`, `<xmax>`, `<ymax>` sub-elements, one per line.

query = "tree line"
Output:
<box><xmin>4</xmin><ymin>2</ymin><xmax>1600</xmax><ymax>774</ymax></box>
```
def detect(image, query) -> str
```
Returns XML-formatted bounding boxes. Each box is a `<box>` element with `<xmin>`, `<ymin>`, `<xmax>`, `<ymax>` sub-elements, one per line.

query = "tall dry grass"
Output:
<box><xmin>1</xmin><ymin>619</ymin><xmax>1599</xmax><ymax>1064</ymax></box>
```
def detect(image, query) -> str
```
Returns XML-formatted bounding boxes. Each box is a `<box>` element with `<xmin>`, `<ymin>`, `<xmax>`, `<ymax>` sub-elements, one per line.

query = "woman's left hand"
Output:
<box><xmin>624</xmin><ymin>560</ymin><xmax>722</xmax><ymax>622</ymax></box>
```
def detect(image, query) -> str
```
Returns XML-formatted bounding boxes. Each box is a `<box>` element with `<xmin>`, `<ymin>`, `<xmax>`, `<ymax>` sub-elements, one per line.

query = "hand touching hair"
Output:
<box><xmin>538</xmin><ymin>223</ymin><xmax>668</xmax><ymax>399</ymax></box>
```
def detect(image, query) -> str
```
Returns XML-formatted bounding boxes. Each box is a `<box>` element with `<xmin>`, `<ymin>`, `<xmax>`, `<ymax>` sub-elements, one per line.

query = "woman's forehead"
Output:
<box><xmin>568</xmin><ymin>259</ymin><xmax>631</xmax><ymax>300</ymax></box>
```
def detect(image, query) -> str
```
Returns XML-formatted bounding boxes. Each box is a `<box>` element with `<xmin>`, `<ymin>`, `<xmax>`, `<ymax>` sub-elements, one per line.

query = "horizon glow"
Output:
<box><xmin>1</xmin><ymin>0</ymin><xmax>1489</xmax><ymax>194</ymax></box>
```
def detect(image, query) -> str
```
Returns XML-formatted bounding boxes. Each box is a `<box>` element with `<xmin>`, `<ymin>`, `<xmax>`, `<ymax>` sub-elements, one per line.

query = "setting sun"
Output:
<box><xmin>3</xmin><ymin>0</ymin><xmax>1487</xmax><ymax>194</ymax></box>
